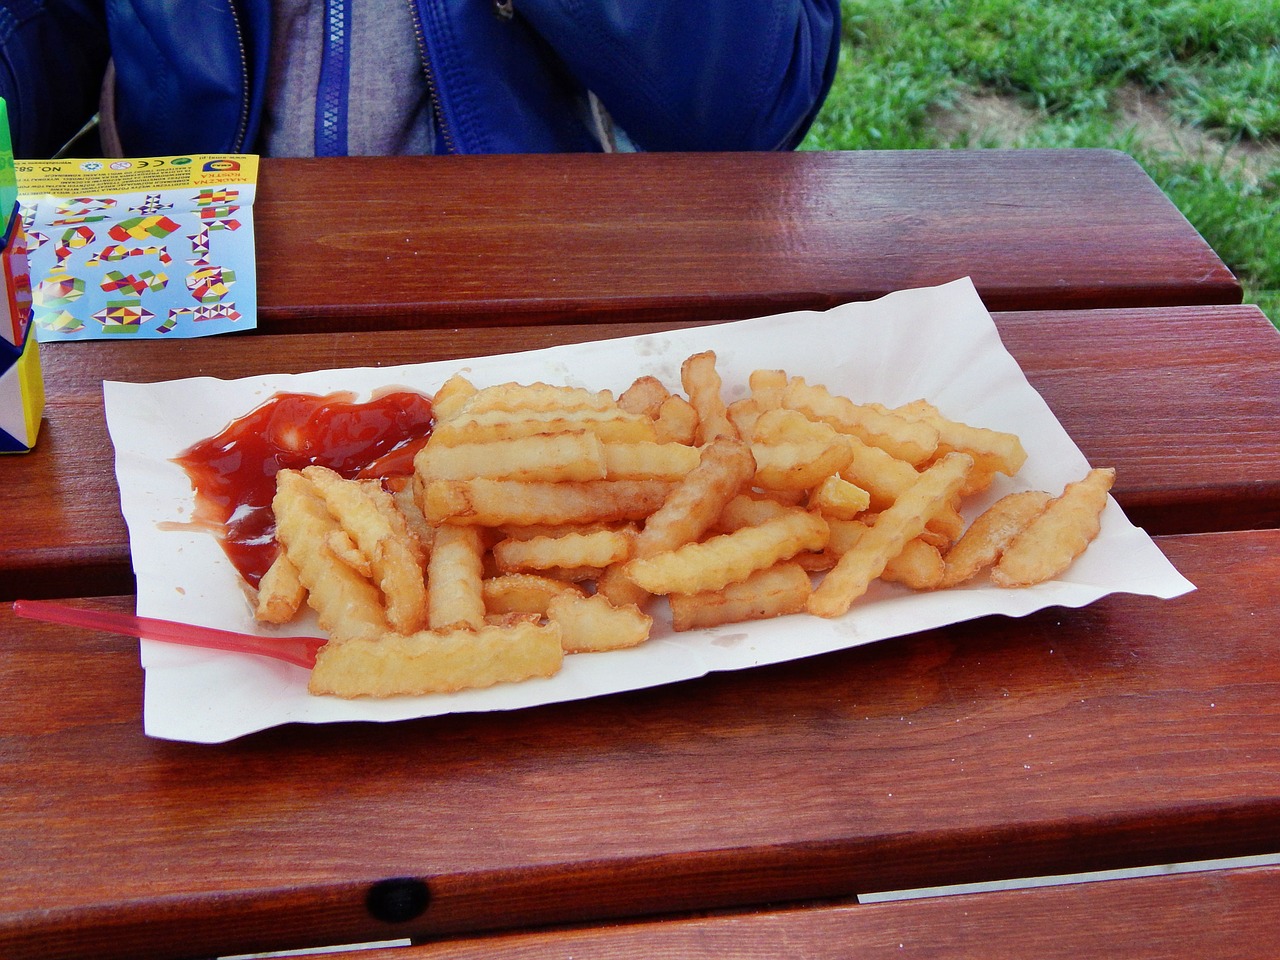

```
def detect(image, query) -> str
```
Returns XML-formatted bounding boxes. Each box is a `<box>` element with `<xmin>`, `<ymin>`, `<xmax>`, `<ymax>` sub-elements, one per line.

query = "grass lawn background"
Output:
<box><xmin>801</xmin><ymin>0</ymin><xmax>1280</xmax><ymax>325</ymax></box>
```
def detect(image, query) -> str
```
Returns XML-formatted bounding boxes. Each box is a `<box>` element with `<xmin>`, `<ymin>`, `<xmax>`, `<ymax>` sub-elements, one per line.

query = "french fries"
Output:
<box><xmin>271</xmin><ymin>469</ymin><xmax>389</xmax><ymax>643</ymax></box>
<box><xmin>939</xmin><ymin>490</ymin><xmax>1053</xmax><ymax>587</ymax></box>
<box><xmin>245</xmin><ymin>347</ymin><xmax>1113</xmax><ymax>699</ymax></box>
<box><xmin>625</xmin><ymin>508</ymin><xmax>828</xmax><ymax>596</ymax></box>
<box><xmin>254</xmin><ymin>551</ymin><xmax>306</xmax><ymax>624</ymax></box>
<box><xmin>308</xmin><ymin>621</ymin><xmax>564</xmax><ymax>697</ymax></box>
<box><xmin>682</xmin><ymin>350</ymin><xmax>736</xmax><ymax>444</ymax></box>
<box><xmin>669</xmin><ymin>561</ymin><xmax>811</xmax><ymax>632</ymax></box>
<box><xmin>992</xmin><ymin>468</ymin><xmax>1115</xmax><ymax>587</ymax></box>
<box><xmin>421</xmin><ymin>478</ymin><xmax>672</xmax><ymax>527</ymax></box>
<box><xmin>492</xmin><ymin>527</ymin><xmax>635</xmax><ymax>573</ymax></box>
<box><xmin>427</xmin><ymin>524</ymin><xmax>486</xmax><ymax>630</ymax></box>
<box><xmin>548</xmin><ymin>592</ymin><xmax>653</xmax><ymax>653</ymax></box>
<box><xmin>808</xmin><ymin>452</ymin><xmax>974</xmax><ymax>618</ymax></box>
<box><xmin>302</xmin><ymin>466</ymin><xmax>427</xmax><ymax>634</ymax></box>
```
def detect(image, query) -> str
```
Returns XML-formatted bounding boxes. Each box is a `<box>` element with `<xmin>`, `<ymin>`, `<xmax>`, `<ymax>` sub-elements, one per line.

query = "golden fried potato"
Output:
<box><xmin>895</xmin><ymin>398</ymin><xmax>1028</xmax><ymax>479</ymax></box>
<box><xmin>496</xmin><ymin>521</ymin><xmax>622</xmax><ymax>541</ymax></box>
<box><xmin>681</xmin><ymin>349</ymin><xmax>736</xmax><ymax>444</ymax></box>
<box><xmin>939</xmin><ymin>489</ymin><xmax>1054</xmax><ymax>587</ymax></box>
<box><xmin>783</xmin><ymin>378</ymin><xmax>939</xmax><ymax>465</ymax></box>
<box><xmin>992</xmin><ymin>468</ymin><xmax>1115</xmax><ymax>587</ymax></box>
<box><xmin>236</xmin><ymin>350</ymin><xmax>1112</xmax><ymax>700</ymax></box>
<box><xmin>748</xmin><ymin>368</ymin><xmax>788</xmax><ymax>411</ymax></box>
<box><xmin>617</xmin><ymin>375</ymin><xmax>671</xmax><ymax>417</ymax></box>
<box><xmin>431</xmin><ymin>408</ymin><xmax>657</xmax><ymax>446</ymax></box>
<box><xmin>537</xmin><ymin>564</ymin><xmax>606</xmax><ymax>583</ymax></box>
<box><xmin>751</xmin><ymin>438</ymin><xmax>855</xmax><ymax>492</ymax></box>
<box><xmin>808</xmin><ymin>452</ymin><xmax>973</xmax><ymax>618</ymax></box>
<box><xmin>807</xmin><ymin>474</ymin><xmax>872</xmax><ymax>521</ymax></box>
<box><xmin>725</xmin><ymin>397</ymin><xmax>763</xmax><ymax>440</ymax></box>
<box><xmin>669</xmin><ymin>561</ymin><xmax>811</xmax><ymax>632</ymax></box>
<box><xmin>652</xmin><ymin>394</ymin><xmax>699</xmax><ymax>445</ymax></box>
<box><xmin>880</xmin><ymin>537</ymin><xmax>946</xmax><ymax>590</ymax></box>
<box><xmin>825</xmin><ymin>516</ymin><xmax>870</xmax><ymax>555</ymax></box>
<box><xmin>427</xmin><ymin>523</ymin><xmax>487</xmax><ymax>631</ymax></box>
<box><xmin>415</xmin><ymin>431</ymin><xmax>607</xmax><ymax>483</ymax></box>
<box><xmin>254</xmin><ymin>550</ymin><xmax>306</xmax><ymax>624</ymax></box>
<box><xmin>594</xmin><ymin>438</ymin><xmax>755</xmax><ymax>612</ymax></box>
<box><xmin>594</xmin><ymin>563</ymin><xmax>652</xmax><ymax>608</ymax></box>
<box><xmin>713</xmin><ymin>493</ymin><xmax>794</xmax><ymax>533</ymax></box>
<box><xmin>308</xmin><ymin>621</ymin><xmax>564</xmax><ymax>697</ymax></box>
<box><xmin>838</xmin><ymin>434</ymin><xmax>922</xmax><ymax>509</ymax></box>
<box><xmin>482</xmin><ymin>572</ymin><xmax>584</xmax><ymax>616</ymax></box>
<box><xmin>324</xmin><ymin>528</ymin><xmax>371</xmax><ymax>576</ymax></box>
<box><xmin>547</xmin><ymin>592</ymin><xmax>652</xmax><ymax>653</ymax></box>
<box><xmin>602</xmin><ymin>441</ymin><xmax>700</xmax><ymax>481</ymax></box>
<box><xmin>492</xmin><ymin>527</ymin><xmax>634</xmax><ymax>573</ymax></box>
<box><xmin>421</xmin><ymin>478</ymin><xmax>673</xmax><ymax>527</ymax></box>
<box><xmin>791</xmin><ymin>516</ymin><xmax>869</xmax><ymax>572</ymax></box>
<box><xmin>303</xmin><ymin>466</ymin><xmax>429</xmax><ymax>634</ymax></box>
<box><xmin>431</xmin><ymin>372</ymin><xmax>478</xmax><ymax>423</ymax></box>
<box><xmin>635</xmin><ymin>437</ymin><xmax>756</xmax><ymax>558</ymax></box>
<box><xmin>385</xmin><ymin>475</ymin><xmax>434</xmax><ymax>557</ymax></box>
<box><xmin>837</xmin><ymin>436</ymin><xmax>965</xmax><ymax>542</ymax></box>
<box><xmin>459</xmin><ymin>381</ymin><xmax>615</xmax><ymax>415</ymax></box>
<box><xmin>625</xmin><ymin>508</ymin><xmax>828</xmax><ymax>596</ymax></box>
<box><xmin>273</xmin><ymin>469</ymin><xmax>389</xmax><ymax>643</ymax></box>
<box><xmin>485</xmin><ymin>611</ymin><xmax>545</xmax><ymax>627</ymax></box>
<box><xmin>751</xmin><ymin>407</ymin><xmax>840</xmax><ymax>446</ymax></box>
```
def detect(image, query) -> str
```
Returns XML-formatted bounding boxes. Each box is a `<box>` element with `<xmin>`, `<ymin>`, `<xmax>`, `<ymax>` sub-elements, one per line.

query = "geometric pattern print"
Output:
<box><xmin>92</xmin><ymin>301</ymin><xmax>154</xmax><ymax>334</ymax></box>
<box><xmin>27</xmin><ymin>184</ymin><xmax>247</xmax><ymax>338</ymax></box>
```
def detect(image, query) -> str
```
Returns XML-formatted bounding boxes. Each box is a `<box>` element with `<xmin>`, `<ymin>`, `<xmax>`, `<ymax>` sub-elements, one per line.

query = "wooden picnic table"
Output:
<box><xmin>2</xmin><ymin>149</ymin><xmax>1278</xmax><ymax>960</ymax></box>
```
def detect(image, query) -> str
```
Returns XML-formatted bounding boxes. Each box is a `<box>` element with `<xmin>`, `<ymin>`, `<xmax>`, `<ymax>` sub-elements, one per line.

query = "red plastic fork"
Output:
<box><xmin>11</xmin><ymin>599</ymin><xmax>324</xmax><ymax>668</ymax></box>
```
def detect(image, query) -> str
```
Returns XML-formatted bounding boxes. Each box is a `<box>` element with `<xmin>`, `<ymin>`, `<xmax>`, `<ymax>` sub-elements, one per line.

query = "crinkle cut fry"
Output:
<box><xmin>421</xmin><ymin>478</ymin><xmax>673</xmax><ymax>527</ymax></box>
<box><xmin>992</xmin><ymin>468</ymin><xmax>1116</xmax><ymax>587</ymax></box>
<box><xmin>272</xmin><ymin>469</ymin><xmax>389</xmax><ymax>643</ymax></box>
<box><xmin>625</xmin><ymin>508</ymin><xmax>829</xmax><ymax>596</ymax></box>
<box><xmin>301</xmin><ymin>466</ymin><xmax>428</xmax><ymax>635</ymax></box>
<box><xmin>807</xmin><ymin>452</ymin><xmax>974</xmax><ymax>618</ymax></box>
<box><xmin>681</xmin><ymin>349</ymin><xmax>736</xmax><ymax>444</ymax></box>
<box><xmin>428</xmin><ymin>523</ymin><xmax>487</xmax><ymax>631</ymax></box>
<box><xmin>308</xmin><ymin>621</ymin><xmax>564</xmax><ymax>698</ymax></box>
<box><xmin>635</xmin><ymin>437</ymin><xmax>756</xmax><ymax>558</ymax></box>
<box><xmin>254</xmin><ymin>549</ymin><xmax>306</xmax><ymax>624</ymax></box>
<box><xmin>669</xmin><ymin>561</ymin><xmax>811</xmax><ymax>632</ymax></box>
<box><xmin>939</xmin><ymin>489</ymin><xmax>1053</xmax><ymax>587</ymax></box>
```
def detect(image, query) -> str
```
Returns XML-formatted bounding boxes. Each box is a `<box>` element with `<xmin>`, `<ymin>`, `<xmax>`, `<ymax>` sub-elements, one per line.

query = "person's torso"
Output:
<box><xmin>103</xmin><ymin>0</ymin><xmax>605</xmax><ymax>156</ymax></box>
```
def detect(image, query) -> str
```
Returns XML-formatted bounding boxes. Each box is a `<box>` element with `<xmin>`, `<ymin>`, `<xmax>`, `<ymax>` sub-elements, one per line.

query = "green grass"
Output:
<box><xmin>802</xmin><ymin>0</ymin><xmax>1280</xmax><ymax>324</ymax></box>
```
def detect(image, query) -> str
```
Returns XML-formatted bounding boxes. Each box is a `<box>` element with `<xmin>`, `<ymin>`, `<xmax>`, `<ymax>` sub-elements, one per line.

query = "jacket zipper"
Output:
<box><xmin>227</xmin><ymin>0</ymin><xmax>252</xmax><ymax>151</ymax></box>
<box><xmin>407</xmin><ymin>0</ymin><xmax>457</xmax><ymax>154</ymax></box>
<box><xmin>315</xmin><ymin>0</ymin><xmax>352</xmax><ymax>155</ymax></box>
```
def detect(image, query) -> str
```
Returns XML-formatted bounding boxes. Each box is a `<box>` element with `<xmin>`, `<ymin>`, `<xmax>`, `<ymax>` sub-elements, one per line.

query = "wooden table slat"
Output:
<box><xmin>323</xmin><ymin>865</ymin><xmax>1280</xmax><ymax>960</ymax></box>
<box><xmin>251</xmin><ymin>150</ymin><xmax>1241</xmax><ymax>333</ymax></box>
<box><xmin>3</xmin><ymin>529</ymin><xmax>1278</xmax><ymax>959</ymax></box>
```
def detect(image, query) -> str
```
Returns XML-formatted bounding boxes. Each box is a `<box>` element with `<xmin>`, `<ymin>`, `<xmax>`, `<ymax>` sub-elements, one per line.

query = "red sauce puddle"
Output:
<box><xmin>173</xmin><ymin>390</ymin><xmax>434</xmax><ymax>588</ymax></box>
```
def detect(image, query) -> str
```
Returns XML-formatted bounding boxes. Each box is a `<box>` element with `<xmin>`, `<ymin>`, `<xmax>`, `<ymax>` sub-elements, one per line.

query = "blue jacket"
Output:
<box><xmin>0</xmin><ymin>0</ymin><xmax>841</xmax><ymax>158</ymax></box>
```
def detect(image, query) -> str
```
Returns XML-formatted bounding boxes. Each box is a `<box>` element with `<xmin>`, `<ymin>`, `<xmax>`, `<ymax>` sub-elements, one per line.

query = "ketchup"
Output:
<box><xmin>174</xmin><ymin>390</ymin><xmax>434</xmax><ymax>587</ymax></box>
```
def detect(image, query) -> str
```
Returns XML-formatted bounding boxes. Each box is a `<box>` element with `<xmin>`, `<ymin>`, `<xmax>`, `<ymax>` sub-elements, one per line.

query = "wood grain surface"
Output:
<box><xmin>324</xmin><ymin>865</ymin><xmax>1280</xmax><ymax>960</ymax></box>
<box><xmin>251</xmin><ymin>150</ymin><xmax>1241</xmax><ymax>332</ymax></box>
<box><xmin>4</xmin><ymin>304</ymin><xmax>1276</xmax><ymax>601</ymax></box>
<box><xmin>3</xmin><ymin>530</ymin><xmax>1278</xmax><ymax>959</ymax></box>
